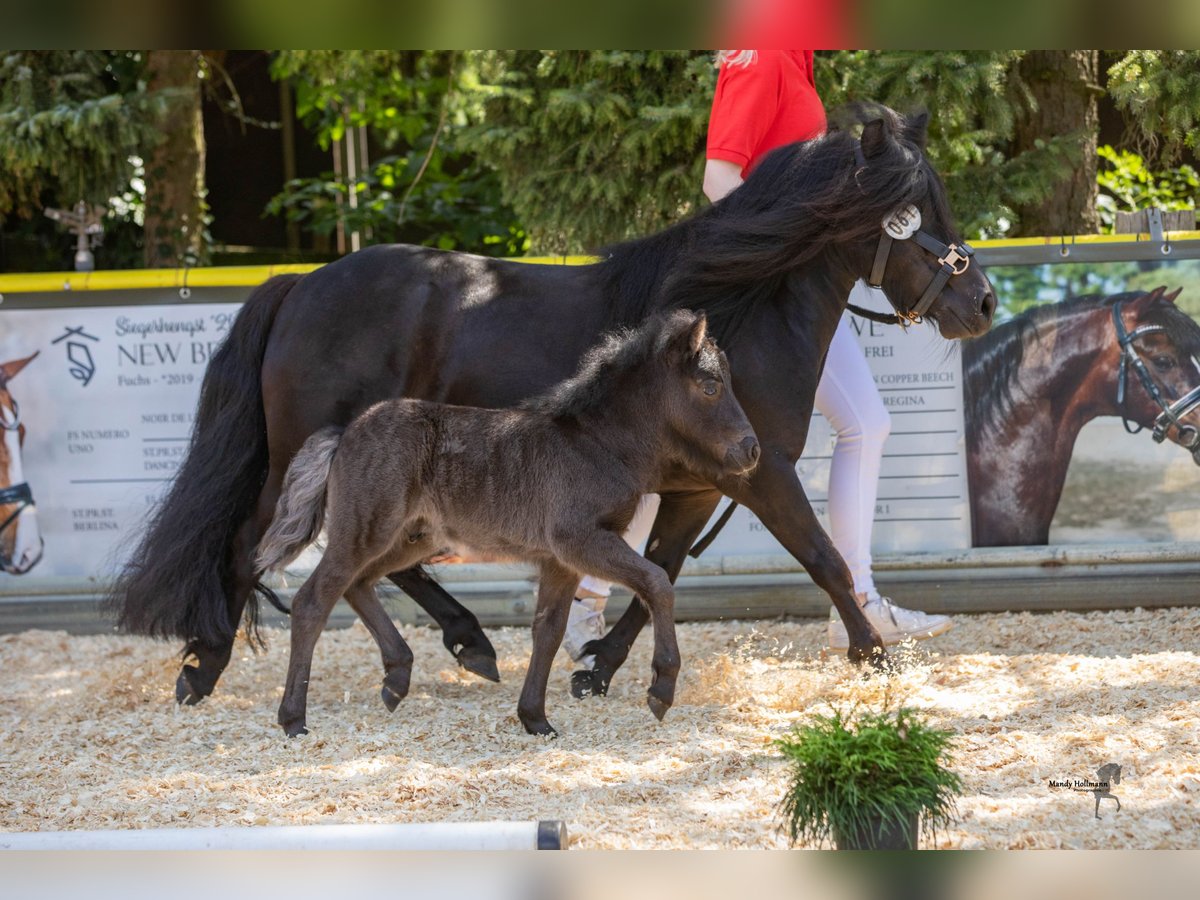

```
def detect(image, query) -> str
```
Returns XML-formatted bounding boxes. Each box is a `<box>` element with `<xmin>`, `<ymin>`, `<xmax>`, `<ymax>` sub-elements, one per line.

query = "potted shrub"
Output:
<box><xmin>775</xmin><ymin>704</ymin><xmax>962</xmax><ymax>850</ymax></box>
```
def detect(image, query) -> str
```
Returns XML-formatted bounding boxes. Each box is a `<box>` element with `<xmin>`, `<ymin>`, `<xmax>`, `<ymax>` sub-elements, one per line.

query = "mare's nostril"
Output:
<box><xmin>980</xmin><ymin>290</ymin><xmax>996</xmax><ymax>322</ymax></box>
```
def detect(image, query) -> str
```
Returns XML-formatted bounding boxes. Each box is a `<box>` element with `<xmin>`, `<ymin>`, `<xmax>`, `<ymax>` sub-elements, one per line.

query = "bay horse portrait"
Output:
<box><xmin>111</xmin><ymin>107</ymin><xmax>995</xmax><ymax>708</ymax></box>
<box><xmin>964</xmin><ymin>286</ymin><xmax>1200</xmax><ymax>546</ymax></box>
<box><xmin>256</xmin><ymin>311</ymin><xmax>759</xmax><ymax>737</ymax></box>
<box><xmin>0</xmin><ymin>353</ymin><xmax>43</xmax><ymax>575</ymax></box>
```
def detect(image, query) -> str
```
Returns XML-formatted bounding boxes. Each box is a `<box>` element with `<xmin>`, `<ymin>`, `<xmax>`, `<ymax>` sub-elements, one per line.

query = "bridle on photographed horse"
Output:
<box><xmin>1112</xmin><ymin>298</ymin><xmax>1200</xmax><ymax>463</ymax></box>
<box><xmin>0</xmin><ymin>389</ymin><xmax>42</xmax><ymax>573</ymax></box>
<box><xmin>846</xmin><ymin>142</ymin><xmax>976</xmax><ymax>328</ymax></box>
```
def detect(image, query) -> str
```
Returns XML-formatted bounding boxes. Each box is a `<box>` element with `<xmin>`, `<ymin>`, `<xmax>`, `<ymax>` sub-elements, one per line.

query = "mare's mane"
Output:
<box><xmin>597</xmin><ymin>106</ymin><xmax>955</xmax><ymax>345</ymax></box>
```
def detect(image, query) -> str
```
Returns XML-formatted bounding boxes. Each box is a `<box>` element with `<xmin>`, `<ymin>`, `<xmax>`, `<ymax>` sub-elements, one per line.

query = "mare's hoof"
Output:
<box><xmin>646</xmin><ymin>693</ymin><xmax>671</xmax><ymax>722</ymax></box>
<box><xmin>175</xmin><ymin>666</ymin><xmax>206</xmax><ymax>706</ymax></box>
<box><xmin>456</xmin><ymin>647</ymin><xmax>501</xmax><ymax>684</ymax></box>
<box><xmin>847</xmin><ymin>641</ymin><xmax>889</xmax><ymax>670</ymax></box>
<box><xmin>570</xmin><ymin>669</ymin><xmax>609</xmax><ymax>699</ymax></box>
<box><xmin>281</xmin><ymin>721</ymin><xmax>309</xmax><ymax>738</ymax></box>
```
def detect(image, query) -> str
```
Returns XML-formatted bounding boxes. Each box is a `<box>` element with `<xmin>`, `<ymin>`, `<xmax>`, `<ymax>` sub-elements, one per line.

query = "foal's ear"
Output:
<box><xmin>903</xmin><ymin>111</ymin><xmax>930</xmax><ymax>151</ymax></box>
<box><xmin>860</xmin><ymin>118</ymin><xmax>891</xmax><ymax>159</ymax></box>
<box><xmin>687</xmin><ymin>312</ymin><xmax>709</xmax><ymax>357</ymax></box>
<box><xmin>0</xmin><ymin>352</ymin><xmax>39</xmax><ymax>383</ymax></box>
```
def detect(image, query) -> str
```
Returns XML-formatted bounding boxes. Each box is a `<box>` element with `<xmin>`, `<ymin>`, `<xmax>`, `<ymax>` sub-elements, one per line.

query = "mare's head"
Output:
<box><xmin>0</xmin><ymin>353</ymin><xmax>43</xmax><ymax>574</ymax></box>
<box><xmin>653</xmin><ymin>310</ymin><xmax>760</xmax><ymax>479</ymax></box>
<box><xmin>1111</xmin><ymin>287</ymin><xmax>1200</xmax><ymax>463</ymax></box>
<box><xmin>736</xmin><ymin>106</ymin><xmax>996</xmax><ymax>339</ymax></box>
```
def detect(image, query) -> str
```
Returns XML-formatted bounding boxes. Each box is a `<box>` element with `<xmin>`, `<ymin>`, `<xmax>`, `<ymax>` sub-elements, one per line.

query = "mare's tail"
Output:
<box><xmin>107</xmin><ymin>274</ymin><xmax>303</xmax><ymax>647</ymax></box>
<box><xmin>255</xmin><ymin>426</ymin><xmax>344</xmax><ymax>574</ymax></box>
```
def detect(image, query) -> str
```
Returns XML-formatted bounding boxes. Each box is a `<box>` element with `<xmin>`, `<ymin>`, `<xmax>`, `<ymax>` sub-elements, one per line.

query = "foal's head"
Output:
<box><xmin>653</xmin><ymin>310</ymin><xmax>760</xmax><ymax>479</ymax></box>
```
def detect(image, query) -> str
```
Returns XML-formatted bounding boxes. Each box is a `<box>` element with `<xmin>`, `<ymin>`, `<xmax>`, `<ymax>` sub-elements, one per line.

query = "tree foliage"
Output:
<box><xmin>468</xmin><ymin>50</ymin><xmax>715</xmax><ymax>253</ymax></box>
<box><xmin>267</xmin><ymin>51</ymin><xmax>526</xmax><ymax>256</ymax></box>
<box><xmin>0</xmin><ymin>51</ymin><xmax>177</xmax><ymax>223</ymax></box>
<box><xmin>1108</xmin><ymin>51</ymin><xmax>1200</xmax><ymax>161</ymax></box>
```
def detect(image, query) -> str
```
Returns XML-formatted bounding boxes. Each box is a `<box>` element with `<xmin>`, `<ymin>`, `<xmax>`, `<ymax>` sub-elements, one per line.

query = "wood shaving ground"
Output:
<box><xmin>1</xmin><ymin>609</ymin><xmax>1197</xmax><ymax>848</ymax></box>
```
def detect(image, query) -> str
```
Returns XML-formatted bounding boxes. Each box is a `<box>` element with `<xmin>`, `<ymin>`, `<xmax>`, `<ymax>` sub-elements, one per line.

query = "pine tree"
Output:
<box><xmin>470</xmin><ymin>51</ymin><xmax>715</xmax><ymax>253</ymax></box>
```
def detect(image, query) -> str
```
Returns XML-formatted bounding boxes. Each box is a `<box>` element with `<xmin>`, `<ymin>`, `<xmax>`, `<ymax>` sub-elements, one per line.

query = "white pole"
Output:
<box><xmin>0</xmin><ymin>820</ymin><xmax>567</xmax><ymax>851</ymax></box>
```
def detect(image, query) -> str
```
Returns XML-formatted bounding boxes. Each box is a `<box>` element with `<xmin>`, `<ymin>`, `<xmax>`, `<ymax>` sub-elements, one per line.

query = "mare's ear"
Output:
<box><xmin>0</xmin><ymin>352</ymin><xmax>39</xmax><ymax>382</ymax></box>
<box><xmin>860</xmin><ymin>118</ymin><xmax>891</xmax><ymax>159</ymax></box>
<box><xmin>903</xmin><ymin>111</ymin><xmax>930</xmax><ymax>151</ymax></box>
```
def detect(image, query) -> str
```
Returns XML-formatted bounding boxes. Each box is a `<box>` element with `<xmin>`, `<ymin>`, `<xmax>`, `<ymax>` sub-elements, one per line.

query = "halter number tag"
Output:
<box><xmin>882</xmin><ymin>204</ymin><xmax>921</xmax><ymax>240</ymax></box>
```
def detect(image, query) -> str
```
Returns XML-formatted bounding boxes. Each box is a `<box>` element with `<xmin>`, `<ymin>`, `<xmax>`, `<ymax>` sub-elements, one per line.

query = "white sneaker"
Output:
<box><xmin>562</xmin><ymin>595</ymin><xmax>607</xmax><ymax>665</ymax></box>
<box><xmin>828</xmin><ymin>592</ymin><xmax>952</xmax><ymax>650</ymax></box>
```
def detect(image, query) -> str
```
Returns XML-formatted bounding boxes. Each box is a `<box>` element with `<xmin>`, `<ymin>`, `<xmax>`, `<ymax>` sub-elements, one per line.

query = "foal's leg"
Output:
<box><xmin>277</xmin><ymin>558</ymin><xmax>355</xmax><ymax>737</ymax></box>
<box><xmin>517</xmin><ymin>561</ymin><xmax>580</xmax><ymax>736</ymax></box>
<box><xmin>177</xmin><ymin>467</ymin><xmax>284</xmax><ymax>705</ymax></box>
<box><xmin>559</xmin><ymin>531</ymin><xmax>683</xmax><ymax>721</ymax></box>
<box><xmin>387</xmin><ymin>567</ymin><xmax>500</xmax><ymax>683</ymax></box>
<box><xmin>342</xmin><ymin>579</ymin><xmax>416</xmax><ymax>712</ymax></box>
<box><xmin>572</xmin><ymin>490</ymin><xmax>721</xmax><ymax>699</ymax></box>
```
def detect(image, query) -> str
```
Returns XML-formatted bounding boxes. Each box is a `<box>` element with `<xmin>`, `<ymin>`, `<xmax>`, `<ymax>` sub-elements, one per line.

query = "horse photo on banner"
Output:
<box><xmin>965</xmin><ymin>256</ymin><xmax>1200</xmax><ymax>547</ymax></box>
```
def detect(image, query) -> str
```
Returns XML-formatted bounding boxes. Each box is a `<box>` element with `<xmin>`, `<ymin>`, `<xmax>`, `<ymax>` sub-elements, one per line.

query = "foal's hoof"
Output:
<box><xmin>380</xmin><ymin>684</ymin><xmax>404</xmax><ymax>712</ymax></box>
<box><xmin>456</xmin><ymin>647</ymin><xmax>501</xmax><ymax>684</ymax></box>
<box><xmin>380</xmin><ymin>668</ymin><xmax>411</xmax><ymax>712</ymax></box>
<box><xmin>520</xmin><ymin>718</ymin><xmax>558</xmax><ymax>738</ymax></box>
<box><xmin>847</xmin><ymin>641</ymin><xmax>890</xmax><ymax>670</ymax></box>
<box><xmin>175</xmin><ymin>666</ymin><xmax>206</xmax><ymax>706</ymax></box>
<box><xmin>646</xmin><ymin>692</ymin><xmax>672</xmax><ymax>722</ymax></box>
<box><xmin>570</xmin><ymin>669</ymin><xmax>609</xmax><ymax>699</ymax></box>
<box><xmin>281</xmin><ymin>721</ymin><xmax>309</xmax><ymax>738</ymax></box>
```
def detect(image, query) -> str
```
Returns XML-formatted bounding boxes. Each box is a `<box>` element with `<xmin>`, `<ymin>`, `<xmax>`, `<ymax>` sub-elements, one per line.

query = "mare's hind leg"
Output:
<box><xmin>342</xmin><ymin>579</ymin><xmax>415</xmax><ymax>711</ymax></box>
<box><xmin>517</xmin><ymin>561</ymin><xmax>580</xmax><ymax>736</ymax></box>
<box><xmin>177</xmin><ymin>468</ymin><xmax>285</xmax><ymax>705</ymax></box>
<box><xmin>572</xmin><ymin>490</ymin><xmax>721</xmax><ymax>700</ymax></box>
<box><xmin>387</xmin><ymin>567</ymin><xmax>499</xmax><ymax>683</ymax></box>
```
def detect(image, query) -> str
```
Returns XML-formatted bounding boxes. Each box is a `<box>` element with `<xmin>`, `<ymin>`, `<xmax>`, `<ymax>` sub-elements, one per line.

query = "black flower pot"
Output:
<box><xmin>834</xmin><ymin>812</ymin><xmax>919</xmax><ymax>850</ymax></box>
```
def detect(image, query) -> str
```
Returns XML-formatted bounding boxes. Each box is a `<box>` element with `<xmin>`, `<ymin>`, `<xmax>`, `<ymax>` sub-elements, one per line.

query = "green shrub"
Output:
<box><xmin>775</xmin><ymin>704</ymin><xmax>963</xmax><ymax>848</ymax></box>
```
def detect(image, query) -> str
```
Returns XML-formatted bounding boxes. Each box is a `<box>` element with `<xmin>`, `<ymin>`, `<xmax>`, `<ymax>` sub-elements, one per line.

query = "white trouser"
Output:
<box><xmin>577</xmin><ymin>493</ymin><xmax>661</xmax><ymax>597</ymax></box>
<box><xmin>814</xmin><ymin>308</ymin><xmax>891</xmax><ymax>597</ymax></box>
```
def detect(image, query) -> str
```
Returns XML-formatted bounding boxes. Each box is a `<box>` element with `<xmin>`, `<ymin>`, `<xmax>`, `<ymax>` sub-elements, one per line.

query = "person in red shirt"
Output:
<box><xmin>705</xmin><ymin>50</ymin><xmax>952</xmax><ymax>649</ymax></box>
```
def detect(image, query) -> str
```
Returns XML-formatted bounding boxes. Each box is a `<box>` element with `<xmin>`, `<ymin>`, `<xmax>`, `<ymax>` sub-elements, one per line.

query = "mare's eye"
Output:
<box><xmin>702</xmin><ymin>380</ymin><xmax>719</xmax><ymax>397</ymax></box>
<box><xmin>1153</xmin><ymin>355</ymin><xmax>1175</xmax><ymax>372</ymax></box>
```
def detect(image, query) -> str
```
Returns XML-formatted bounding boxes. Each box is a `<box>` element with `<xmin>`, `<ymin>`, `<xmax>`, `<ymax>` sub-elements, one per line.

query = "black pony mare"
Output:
<box><xmin>112</xmin><ymin>108</ymin><xmax>995</xmax><ymax>706</ymax></box>
<box><xmin>964</xmin><ymin>287</ymin><xmax>1200</xmax><ymax>546</ymax></box>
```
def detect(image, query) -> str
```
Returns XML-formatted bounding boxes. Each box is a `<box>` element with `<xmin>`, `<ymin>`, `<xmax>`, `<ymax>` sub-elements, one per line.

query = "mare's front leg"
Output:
<box><xmin>342</xmin><ymin>580</ymin><xmax>415</xmax><ymax>711</ymax></box>
<box><xmin>559</xmin><ymin>530</ymin><xmax>684</xmax><ymax>721</ymax></box>
<box><xmin>728</xmin><ymin>454</ymin><xmax>885</xmax><ymax>664</ymax></box>
<box><xmin>517</xmin><ymin>561</ymin><xmax>580</xmax><ymax>736</ymax></box>
<box><xmin>387</xmin><ymin>566</ymin><xmax>499</xmax><ymax>683</ymax></box>
<box><xmin>277</xmin><ymin>559</ymin><xmax>354</xmax><ymax>737</ymax></box>
<box><xmin>573</xmin><ymin>490</ymin><xmax>721</xmax><ymax>699</ymax></box>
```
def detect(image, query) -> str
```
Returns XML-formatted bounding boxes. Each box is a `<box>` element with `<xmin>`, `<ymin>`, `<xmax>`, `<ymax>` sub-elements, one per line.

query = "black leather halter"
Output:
<box><xmin>1112</xmin><ymin>297</ymin><xmax>1200</xmax><ymax>462</ymax></box>
<box><xmin>846</xmin><ymin>142</ymin><xmax>976</xmax><ymax>327</ymax></box>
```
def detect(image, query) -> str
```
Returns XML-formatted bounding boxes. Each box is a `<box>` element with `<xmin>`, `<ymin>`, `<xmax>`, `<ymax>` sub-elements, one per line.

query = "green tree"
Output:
<box><xmin>470</xmin><ymin>50</ymin><xmax>714</xmax><ymax>253</ymax></box>
<box><xmin>0</xmin><ymin>51</ymin><xmax>176</xmax><ymax>222</ymax></box>
<box><xmin>267</xmin><ymin>51</ymin><xmax>526</xmax><ymax>256</ymax></box>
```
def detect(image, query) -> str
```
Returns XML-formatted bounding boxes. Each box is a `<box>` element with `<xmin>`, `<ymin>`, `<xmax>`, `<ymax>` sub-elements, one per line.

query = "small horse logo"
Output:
<box><xmin>1093</xmin><ymin>762</ymin><xmax>1122</xmax><ymax>819</ymax></box>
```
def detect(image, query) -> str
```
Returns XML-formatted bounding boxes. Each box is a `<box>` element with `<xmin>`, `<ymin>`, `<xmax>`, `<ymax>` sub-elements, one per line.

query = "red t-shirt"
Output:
<box><xmin>706</xmin><ymin>50</ymin><xmax>827</xmax><ymax>178</ymax></box>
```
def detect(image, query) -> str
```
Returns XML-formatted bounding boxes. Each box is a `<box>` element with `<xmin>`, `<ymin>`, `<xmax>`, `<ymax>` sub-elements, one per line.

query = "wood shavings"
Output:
<box><xmin>0</xmin><ymin>608</ymin><xmax>1197</xmax><ymax>847</ymax></box>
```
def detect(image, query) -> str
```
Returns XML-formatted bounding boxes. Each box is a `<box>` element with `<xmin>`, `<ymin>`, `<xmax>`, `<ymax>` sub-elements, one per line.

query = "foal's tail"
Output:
<box><xmin>256</xmin><ymin>426</ymin><xmax>345</xmax><ymax>574</ymax></box>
